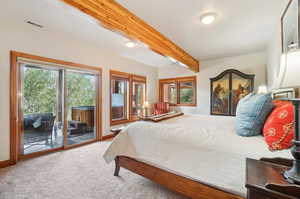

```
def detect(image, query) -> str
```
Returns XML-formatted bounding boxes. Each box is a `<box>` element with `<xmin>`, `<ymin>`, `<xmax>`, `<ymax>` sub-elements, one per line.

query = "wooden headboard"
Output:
<box><xmin>271</xmin><ymin>88</ymin><xmax>299</xmax><ymax>99</ymax></box>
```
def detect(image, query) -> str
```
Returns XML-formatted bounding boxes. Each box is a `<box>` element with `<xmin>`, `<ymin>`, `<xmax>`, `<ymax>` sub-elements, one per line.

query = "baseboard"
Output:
<box><xmin>0</xmin><ymin>160</ymin><xmax>12</xmax><ymax>168</ymax></box>
<box><xmin>101</xmin><ymin>134</ymin><xmax>115</xmax><ymax>141</ymax></box>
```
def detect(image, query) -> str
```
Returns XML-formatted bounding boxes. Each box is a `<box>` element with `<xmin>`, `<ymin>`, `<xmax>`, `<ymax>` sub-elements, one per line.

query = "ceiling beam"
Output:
<box><xmin>60</xmin><ymin>0</ymin><xmax>200</xmax><ymax>72</ymax></box>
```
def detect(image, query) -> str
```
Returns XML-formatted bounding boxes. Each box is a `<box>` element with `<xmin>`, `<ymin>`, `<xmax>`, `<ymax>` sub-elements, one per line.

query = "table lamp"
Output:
<box><xmin>280</xmin><ymin>49</ymin><xmax>300</xmax><ymax>184</ymax></box>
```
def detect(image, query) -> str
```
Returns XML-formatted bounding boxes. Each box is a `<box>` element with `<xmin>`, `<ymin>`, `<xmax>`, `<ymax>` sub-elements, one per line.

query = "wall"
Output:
<box><xmin>0</xmin><ymin>21</ymin><xmax>158</xmax><ymax>161</ymax></box>
<box><xmin>266</xmin><ymin>22</ymin><xmax>286</xmax><ymax>90</ymax></box>
<box><xmin>159</xmin><ymin>51</ymin><xmax>267</xmax><ymax>114</ymax></box>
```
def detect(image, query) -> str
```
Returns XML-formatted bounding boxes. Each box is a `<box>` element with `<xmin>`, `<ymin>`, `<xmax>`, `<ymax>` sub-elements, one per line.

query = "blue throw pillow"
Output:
<box><xmin>235</xmin><ymin>93</ymin><xmax>274</xmax><ymax>137</ymax></box>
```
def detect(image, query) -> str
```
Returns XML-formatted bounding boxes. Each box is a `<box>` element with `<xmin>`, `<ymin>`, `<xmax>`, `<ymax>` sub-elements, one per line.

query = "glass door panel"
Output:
<box><xmin>111</xmin><ymin>78</ymin><xmax>128</xmax><ymax>121</ymax></box>
<box><xmin>22</xmin><ymin>64</ymin><xmax>63</xmax><ymax>155</ymax></box>
<box><xmin>66</xmin><ymin>71</ymin><xmax>97</xmax><ymax>146</ymax></box>
<box><xmin>162</xmin><ymin>83</ymin><xmax>177</xmax><ymax>104</ymax></box>
<box><xmin>132</xmin><ymin>81</ymin><xmax>146</xmax><ymax>118</ymax></box>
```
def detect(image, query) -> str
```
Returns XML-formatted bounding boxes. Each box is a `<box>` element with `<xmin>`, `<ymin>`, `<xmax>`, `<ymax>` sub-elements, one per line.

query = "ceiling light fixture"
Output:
<box><xmin>200</xmin><ymin>13</ymin><xmax>216</xmax><ymax>25</ymax></box>
<box><xmin>125</xmin><ymin>41</ymin><xmax>136</xmax><ymax>48</ymax></box>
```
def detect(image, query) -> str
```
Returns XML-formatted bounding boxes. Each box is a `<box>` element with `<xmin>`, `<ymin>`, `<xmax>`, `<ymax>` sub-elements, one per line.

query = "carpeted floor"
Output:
<box><xmin>0</xmin><ymin>141</ymin><xmax>187</xmax><ymax>199</ymax></box>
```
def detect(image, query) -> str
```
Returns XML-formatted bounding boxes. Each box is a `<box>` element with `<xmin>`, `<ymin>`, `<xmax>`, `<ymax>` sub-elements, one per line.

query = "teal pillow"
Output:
<box><xmin>235</xmin><ymin>93</ymin><xmax>274</xmax><ymax>137</ymax></box>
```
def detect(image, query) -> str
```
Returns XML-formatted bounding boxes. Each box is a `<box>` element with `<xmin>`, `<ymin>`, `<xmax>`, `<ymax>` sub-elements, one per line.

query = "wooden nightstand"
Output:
<box><xmin>246</xmin><ymin>158</ymin><xmax>300</xmax><ymax>199</ymax></box>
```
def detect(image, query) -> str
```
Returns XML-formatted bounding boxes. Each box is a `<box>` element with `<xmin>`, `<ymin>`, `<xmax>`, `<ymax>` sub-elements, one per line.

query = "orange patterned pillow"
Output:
<box><xmin>263</xmin><ymin>102</ymin><xmax>294</xmax><ymax>151</ymax></box>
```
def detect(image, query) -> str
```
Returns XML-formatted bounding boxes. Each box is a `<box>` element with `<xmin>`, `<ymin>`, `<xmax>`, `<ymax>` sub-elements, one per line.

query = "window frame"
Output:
<box><xmin>10</xmin><ymin>51</ymin><xmax>102</xmax><ymax>163</ymax></box>
<box><xmin>130</xmin><ymin>75</ymin><xmax>147</xmax><ymax>121</ymax></box>
<box><xmin>110</xmin><ymin>70</ymin><xmax>147</xmax><ymax>126</ymax></box>
<box><xmin>110</xmin><ymin>70</ymin><xmax>130</xmax><ymax>126</ymax></box>
<box><xmin>159</xmin><ymin>76</ymin><xmax>197</xmax><ymax>107</ymax></box>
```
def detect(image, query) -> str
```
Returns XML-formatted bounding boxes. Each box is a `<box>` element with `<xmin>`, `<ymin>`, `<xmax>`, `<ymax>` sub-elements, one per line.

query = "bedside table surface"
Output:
<box><xmin>246</xmin><ymin>158</ymin><xmax>298</xmax><ymax>199</ymax></box>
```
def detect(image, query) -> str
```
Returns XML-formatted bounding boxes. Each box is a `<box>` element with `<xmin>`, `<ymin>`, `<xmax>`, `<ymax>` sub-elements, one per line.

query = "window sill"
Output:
<box><xmin>177</xmin><ymin>104</ymin><xmax>197</xmax><ymax>107</ymax></box>
<box><xmin>169</xmin><ymin>104</ymin><xmax>197</xmax><ymax>107</ymax></box>
<box><xmin>110</xmin><ymin>119</ymin><xmax>140</xmax><ymax>126</ymax></box>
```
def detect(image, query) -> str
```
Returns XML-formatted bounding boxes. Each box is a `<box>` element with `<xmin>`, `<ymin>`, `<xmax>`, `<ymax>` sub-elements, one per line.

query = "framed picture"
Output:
<box><xmin>231</xmin><ymin>73</ymin><xmax>253</xmax><ymax>115</ymax></box>
<box><xmin>281</xmin><ymin>0</ymin><xmax>299</xmax><ymax>54</ymax></box>
<box><xmin>211</xmin><ymin>73</ymin><xmax>230</xmax><ymax>115</ymax></box>
<box><xmin>210</xmin><ymin>69</ymin><xmax>254</xmax><ymax>116</ymax></box>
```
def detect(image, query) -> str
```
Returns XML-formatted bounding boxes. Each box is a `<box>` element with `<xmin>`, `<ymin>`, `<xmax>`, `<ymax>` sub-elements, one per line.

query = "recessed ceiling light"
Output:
<box><xmin>200</xmin><ymin>13</ymin><xmax>216</xmax><ymax>25</ymax></box>
<box><xmin>125</xmin><ymin>41</ymin><xmax>136</xmax><ymax>48</ymax></box>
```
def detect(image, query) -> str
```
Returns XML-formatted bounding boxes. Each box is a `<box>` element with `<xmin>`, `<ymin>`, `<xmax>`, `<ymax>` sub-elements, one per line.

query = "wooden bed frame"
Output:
<box><xmin>112</xmin><ymin>89</ymin><xmax>299</xmax><ymax>199</ymax></box>
<box><xmin>114</xmin><ymin>156</ymin><xmax>245</xmax><ymax>199</ymax></box>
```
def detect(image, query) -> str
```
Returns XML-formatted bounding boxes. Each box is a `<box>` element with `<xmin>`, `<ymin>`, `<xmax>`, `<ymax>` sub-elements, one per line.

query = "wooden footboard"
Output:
<box><xmin>114</xmin><ymin>156</ymin><xmax>245</xmax><ymax>199</ymax></box>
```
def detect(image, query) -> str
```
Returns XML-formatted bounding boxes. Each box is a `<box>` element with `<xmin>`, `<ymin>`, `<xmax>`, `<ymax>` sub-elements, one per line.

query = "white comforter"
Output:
<box><xmin>103</xmin><ymin>114</ymin><xmax>291</xmax><ymax>197</ymax></box>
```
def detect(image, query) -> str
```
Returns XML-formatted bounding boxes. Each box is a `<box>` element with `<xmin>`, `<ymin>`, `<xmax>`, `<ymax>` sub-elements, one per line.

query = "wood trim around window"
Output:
<box><xmin>110</xmin><ymin>70</ymin><xmax>130</xmax><ymax>126</ymax></box>
<box><xmin>110</xmin><ymin>70</ymin><xmax>147</xmax><ymax>126</ymax></box>
<box><xmin>10</xmin><ymin>51</ymin><xmax>103</xmax><ymax>165</ymax></box>
<box><xmin>159</xmin><ymin>76</ymin><xmax>197</xmax><ymax>107</ymax></box>
<box><xmin>130</xmin><ymin>75</ymin><xmax>147</xmax><ymax>121</ymax></box>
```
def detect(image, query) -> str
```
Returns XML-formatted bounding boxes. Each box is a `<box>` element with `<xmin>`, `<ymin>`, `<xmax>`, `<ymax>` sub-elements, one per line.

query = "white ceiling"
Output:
<box><xmin>0</xmin><ymin>0</ymin><xmax>172</xmax><ymax>68</ymax></box>
<box><xmin>1</xmin><ymin>0</ymin><xmax>289</xmax><ymax>68</ymax></box>
<box><xmin>117</xmin><ymin>0</ymin><xmax>289</xmax><ymax>60</ymax></box>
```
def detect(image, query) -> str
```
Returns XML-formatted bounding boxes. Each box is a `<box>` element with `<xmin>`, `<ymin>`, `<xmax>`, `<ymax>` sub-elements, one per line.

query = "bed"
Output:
<box><xmin>103</xmin><ymin>90</ymin><xmax>296</xmax><ymax>199</ymax></box>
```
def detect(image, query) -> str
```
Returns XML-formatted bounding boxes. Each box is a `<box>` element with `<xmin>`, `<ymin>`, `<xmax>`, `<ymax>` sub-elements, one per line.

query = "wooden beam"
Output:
<box><xmin>60</xmin><ymin>0</ymin><xmax>200</xmax><ymax>72</ymax></box>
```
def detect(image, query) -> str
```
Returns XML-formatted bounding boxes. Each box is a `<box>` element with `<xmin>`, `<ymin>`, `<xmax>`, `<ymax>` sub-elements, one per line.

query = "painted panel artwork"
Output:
<box><xmin>211</xmin><ymin>73</ymin><xmax>230</xmax><ymax>115</ymax></box>
<box><xmin>210</xmin><ymin>69</ymin><xmax>254</xmax><ymax>116</ymax></box>
<box><xmin>231</xmin><ymin>73</ymin><xmax>252</xmax><ymax>115</ymax></box>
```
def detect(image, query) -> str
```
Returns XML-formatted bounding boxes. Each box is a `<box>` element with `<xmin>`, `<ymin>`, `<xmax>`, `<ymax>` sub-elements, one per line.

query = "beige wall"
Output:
<box><xmin>266</xmin><ymin>22</ymin><xmax>285</xmax><ymax>90</ymax></box>
<box><xmin>0</xmin><ymin>21</ymin><xmax>158</xmax><ymax>161</ymax></box>
<box><xmin>159</xmin><ymin>51</ymin><xmax>267</xmax><ymax>115</ymax></box>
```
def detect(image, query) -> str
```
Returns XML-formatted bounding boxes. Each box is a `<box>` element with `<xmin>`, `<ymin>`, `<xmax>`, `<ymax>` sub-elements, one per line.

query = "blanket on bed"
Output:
<box><xmin>103</xmin><ymin>115</ymin><xmax>291</xmax><ymax>197</ymax></box>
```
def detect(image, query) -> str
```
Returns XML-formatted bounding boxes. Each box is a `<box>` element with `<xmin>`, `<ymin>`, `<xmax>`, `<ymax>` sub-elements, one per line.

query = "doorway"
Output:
<box><xmin>10</xmin><ymin>51</ymin><xmax>102</xmax><ymax>161</ymax></box>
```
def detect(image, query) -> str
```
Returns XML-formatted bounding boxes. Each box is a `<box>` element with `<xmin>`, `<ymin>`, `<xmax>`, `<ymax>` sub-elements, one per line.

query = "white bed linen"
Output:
<box><xmin>103</xmin><ymin>114</ymin><xmax>292</xmax><ymax>197</ymax></box>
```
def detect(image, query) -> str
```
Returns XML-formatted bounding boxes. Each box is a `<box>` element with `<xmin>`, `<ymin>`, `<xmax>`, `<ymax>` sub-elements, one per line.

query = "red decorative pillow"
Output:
<box><xmin>263</xmin><ymin>102</ymin><xmax>294</xmax><ymax>151</ymax></box>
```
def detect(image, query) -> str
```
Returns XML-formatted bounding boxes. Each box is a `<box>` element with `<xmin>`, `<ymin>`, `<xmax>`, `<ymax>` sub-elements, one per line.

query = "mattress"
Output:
<box><xmin>103</xmin><ymin>114</ymin><xmax>292</xmax><ymax>197</ymax></box>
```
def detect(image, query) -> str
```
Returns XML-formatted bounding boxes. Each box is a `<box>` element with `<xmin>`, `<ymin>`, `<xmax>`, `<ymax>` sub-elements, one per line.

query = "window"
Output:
<box><xmin>159</xmin><ymin>76</ymin><xmax>196</xmax><ymax>106</ymax></box>
<box><xmin>110</xmin><ymin>70</ymin><xmax>147</xmax><ymax>125</ymax></box>
<box><xmin>131</xmin><ymin>75</ymin><xmax>146</xmax><ymax>120</ymax></box>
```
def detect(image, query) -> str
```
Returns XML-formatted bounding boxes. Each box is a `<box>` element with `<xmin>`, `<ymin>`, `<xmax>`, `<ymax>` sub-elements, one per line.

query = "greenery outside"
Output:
<box><xmin>23</xmin><ymin>66</ymin><xmax>96</xmax><ymax>115</ymax></box>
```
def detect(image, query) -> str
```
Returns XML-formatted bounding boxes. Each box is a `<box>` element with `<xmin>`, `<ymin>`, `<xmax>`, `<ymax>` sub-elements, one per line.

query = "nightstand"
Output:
<box><xmin>246</xmin><ymin>158</ymin><xmax>300</xmax><ymax>199</ymax></box>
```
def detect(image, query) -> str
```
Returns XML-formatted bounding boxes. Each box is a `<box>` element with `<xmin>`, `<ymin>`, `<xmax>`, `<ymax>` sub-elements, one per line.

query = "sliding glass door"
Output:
<box><xmin>19</xmin><ymin>61</ymin><xmax>101</xmax><ymax>156</ymax></box>
<box><xmin>65</xmin><ymin>70</ymin><xmax>97</xmax><ymax>146</ymax></box>
<box><xmin>21</xmin><ymin>64</ymin><xmax>63</xmax><ymax>155</ymax></box>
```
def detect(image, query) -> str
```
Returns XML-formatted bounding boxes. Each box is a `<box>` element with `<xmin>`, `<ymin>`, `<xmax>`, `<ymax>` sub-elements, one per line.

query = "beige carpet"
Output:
<box><xmin>0</xmin><ymin>141</ymin><xmax>187</xmax><ymax>199</ymax></box>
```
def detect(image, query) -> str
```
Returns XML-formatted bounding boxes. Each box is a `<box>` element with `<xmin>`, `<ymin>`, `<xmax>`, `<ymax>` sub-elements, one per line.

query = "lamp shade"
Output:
<box><xmin>258</xmin><ymin>85</ymin><xmax>268</xmax><ymax>94</ymax></box>
<box><xmin>281</xmin><ymin>49</ymin><xmax>300</xmax><ymax>88</ymax></box>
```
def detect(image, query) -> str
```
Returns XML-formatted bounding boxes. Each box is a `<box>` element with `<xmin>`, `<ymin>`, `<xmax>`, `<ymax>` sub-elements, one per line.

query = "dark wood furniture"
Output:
<box><xmin>114</xmin><ymin>156</ymin><xmax>245</xmax><ymax>199</ymax></box>
<box><xmin>114</xmin><ymin>156</ymin><xmax>300</xmax><ymax>199</ymax></box>
<box><xmin>210</xmin><ymin>69</ymin><xmax>254</xmax><ymax>116</ymax></box>
<box><xmin>246</xmin><ymin>158</ymin><xmax>300</xmax><ymax>199</ymax></box>
<box><xmin>139</xmin><ymin>112</ymin><xmax>184</xmax><ymax>123</ymax></box>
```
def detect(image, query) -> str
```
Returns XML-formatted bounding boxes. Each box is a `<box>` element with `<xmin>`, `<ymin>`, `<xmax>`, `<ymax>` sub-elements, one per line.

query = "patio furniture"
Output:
<box><xmin>23</xmin><ymin>113</ymin><xmax>56</xmax><ymax>146</ymax></box>
<box><xmin>68</xmin><ymin>120</ymin><xmax>88</xmax><ymax>135</ymax></box>
<box><xmin>71</xmin><ymin>106</ymin><xmax>95</xmax><ymax>130</ymax></box>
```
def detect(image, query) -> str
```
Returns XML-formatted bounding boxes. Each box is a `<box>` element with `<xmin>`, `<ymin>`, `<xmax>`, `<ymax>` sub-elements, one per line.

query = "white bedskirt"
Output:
<box><xmin>103</xmin><ymin>114</ymin><xmax>291</xmax><ymax>197</ymax></box>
